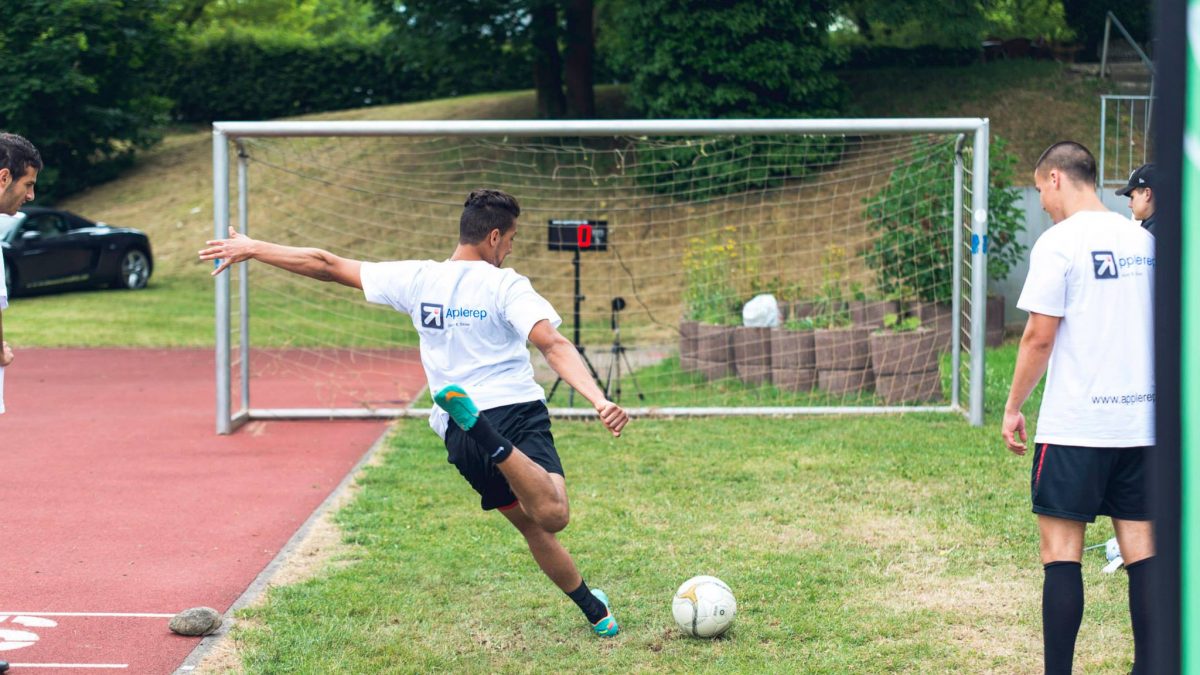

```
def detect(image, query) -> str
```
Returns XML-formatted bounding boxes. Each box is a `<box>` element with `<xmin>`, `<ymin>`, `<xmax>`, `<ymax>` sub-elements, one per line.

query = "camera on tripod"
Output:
<box><xmin>604</xmin><ymin>296</ymin><xmax>645</xmax><ymax>404</ymax></box>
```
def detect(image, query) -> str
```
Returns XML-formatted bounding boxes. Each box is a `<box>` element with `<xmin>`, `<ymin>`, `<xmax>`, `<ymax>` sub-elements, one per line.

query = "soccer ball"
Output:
<box><xmin>672</xmin><ymin>575</ymin><xmax>736</xmax><ymax>638</ymax></box>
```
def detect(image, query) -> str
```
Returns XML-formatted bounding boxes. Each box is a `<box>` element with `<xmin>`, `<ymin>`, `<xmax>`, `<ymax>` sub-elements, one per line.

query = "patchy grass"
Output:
<box><xmin>221</xmin><ymin>343</ymin><xmax>1137</xmax><ymax>673</ymax></box>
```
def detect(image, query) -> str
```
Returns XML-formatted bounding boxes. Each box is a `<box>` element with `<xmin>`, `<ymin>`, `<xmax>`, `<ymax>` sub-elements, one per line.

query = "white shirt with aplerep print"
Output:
<box><xmin>1017</xmin><ymin>210</ymin><xmax>1155</xmax><ymax>447</ymax></box>
<box><xmin>360</xmin><ymin>259</ymin><xmax>561</xmax><ymax>439</ymax></box>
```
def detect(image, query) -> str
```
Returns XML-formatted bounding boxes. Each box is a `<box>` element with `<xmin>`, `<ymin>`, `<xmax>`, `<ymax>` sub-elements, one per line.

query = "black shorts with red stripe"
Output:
<box><xmin>444</xmin><ymin>400</ymin><xmax>563</xmax><ymax>511</ymax></box>
<box><xmin>1030</xmin><ymin>443</ymin><xmax>1151</xmax><ymax>522</ymax></box>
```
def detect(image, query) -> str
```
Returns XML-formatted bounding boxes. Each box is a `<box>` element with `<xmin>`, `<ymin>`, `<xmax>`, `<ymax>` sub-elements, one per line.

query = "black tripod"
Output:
<box><xmin>546</xmin><ymin>248</ymin><xmax>605</xmax><ymax>405</ymax></box>
<box><xmin>603</xmin><ymin>297</ymin><xmax>645</xmax><ymax>404</ymax></box>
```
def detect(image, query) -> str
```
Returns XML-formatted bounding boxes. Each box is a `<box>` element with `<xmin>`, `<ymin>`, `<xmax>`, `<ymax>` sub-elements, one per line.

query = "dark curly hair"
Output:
<box><xmin>459</xmin><ymin>188</ymin><xmax>520</xmax><ymax>244</ymax></box>
<box><xmin>0</xmin><ymin>132</ymin><xmax>42</xmax><ymax>181</ymax></box>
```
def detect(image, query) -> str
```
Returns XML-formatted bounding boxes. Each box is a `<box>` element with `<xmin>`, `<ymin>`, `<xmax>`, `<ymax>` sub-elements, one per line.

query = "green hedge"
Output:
<box><xmin>163</xmin><ymin>34</ymin><xmax>421</xmax><ymax>122</ymax></box>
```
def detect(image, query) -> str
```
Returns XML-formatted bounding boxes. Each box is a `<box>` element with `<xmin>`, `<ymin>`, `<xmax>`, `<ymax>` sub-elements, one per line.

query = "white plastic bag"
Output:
<box><xmin>742</xmin><ymin>294</ymin><xmax>781</xmax><ymax>328</ymax></box>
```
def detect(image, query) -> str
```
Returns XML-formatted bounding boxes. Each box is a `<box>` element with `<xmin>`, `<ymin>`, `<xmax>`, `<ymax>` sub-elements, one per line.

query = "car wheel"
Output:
<box><xmin>116</xmin><ymin>248</ymin><xmax>151</xmax><ymax>290</ymax></box>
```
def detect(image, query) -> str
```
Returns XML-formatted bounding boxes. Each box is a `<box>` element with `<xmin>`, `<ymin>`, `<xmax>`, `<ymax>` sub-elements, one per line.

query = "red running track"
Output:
<box><xmin>0</xmin><ymin>348</ymin><xmax>426</xmax><ymax>674</ymax></box>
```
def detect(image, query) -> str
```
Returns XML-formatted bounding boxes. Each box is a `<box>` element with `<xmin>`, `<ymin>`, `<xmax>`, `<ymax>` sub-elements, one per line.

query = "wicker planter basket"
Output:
<box><xmin>696</xmin><ymin>323</ymin><xmax>734</xmax><ymax>380</ymax></box>
<box><xmin>679</xmin><ymin>319</ymin><xmax>700</xmax><ymax>372</ymax></box>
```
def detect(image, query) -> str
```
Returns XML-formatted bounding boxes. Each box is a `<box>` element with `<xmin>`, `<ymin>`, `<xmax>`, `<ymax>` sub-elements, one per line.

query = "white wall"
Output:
<box><xmin>989</xmin><ymin>187</ymin><xmax>1136</xmax><ymax>327</ymax></box>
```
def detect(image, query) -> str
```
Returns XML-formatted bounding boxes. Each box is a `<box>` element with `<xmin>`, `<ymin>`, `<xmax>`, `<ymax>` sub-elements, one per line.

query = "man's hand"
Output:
<box><xmin>199</xmin><ymin>227</ymin><xmax>256</xmax><ymax>276</ymax></box>
<box><xmin>596</xmin><ymin>399</ymin><xmax>629</xmax><ymax>437</ymax></box>
<box><xmin>1002</xmin><ymin>408</ymin><xmax>1027</xmax><ymax>455</ymax></box>
<box><xmin>1</xmin><ymin>340</ymin><xmax>13</xmax><ymax>368</ymax></box>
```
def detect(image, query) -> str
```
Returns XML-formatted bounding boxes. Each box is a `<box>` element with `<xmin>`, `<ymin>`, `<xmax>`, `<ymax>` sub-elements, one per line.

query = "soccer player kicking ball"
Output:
<box><xmin>199</xmin><ymin>189</ymin><xmax>628</xmax><ymax>637</ymax></box>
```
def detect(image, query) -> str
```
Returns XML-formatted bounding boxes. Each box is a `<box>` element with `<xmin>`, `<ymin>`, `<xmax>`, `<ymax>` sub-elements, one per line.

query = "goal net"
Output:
<box><xmin>211</xmin><ymin>120</ymin><xmax>990</xmax><ymax>433</ymax></box>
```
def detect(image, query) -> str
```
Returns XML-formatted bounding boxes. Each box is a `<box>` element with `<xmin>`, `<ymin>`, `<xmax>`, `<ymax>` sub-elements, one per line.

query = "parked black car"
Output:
<box><xmin>0</xmin><ymin>206</ymin><xmax>153</xmax><ymax>295</ymax></box>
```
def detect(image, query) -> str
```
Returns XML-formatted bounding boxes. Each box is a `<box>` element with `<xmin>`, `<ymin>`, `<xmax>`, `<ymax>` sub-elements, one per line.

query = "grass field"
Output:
<box><xmin>221</xmin><ymin>343</ymin><xmax>1137</xmax><ymax>674</ymax></box>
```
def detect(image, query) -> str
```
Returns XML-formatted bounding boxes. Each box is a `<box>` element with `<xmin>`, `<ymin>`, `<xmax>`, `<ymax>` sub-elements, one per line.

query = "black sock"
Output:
<box><xmin>566</xmin><ymin>580</ymin><xmax>608</xmax><ymax>624</ymax></box>
<box><xmin>461</xmin><ymin>412</ymin><xmax>514</xmax><ymax>463</ymax></box>
<box><xmin>1126</xmin><ymin>556</ymin><xmax>1154</xmax><ymax>675</ymax></box>
<box><xmin>1043</xmin><ymin>561</ymin><xmax>1084</xmax><ymax>675</ymax></box>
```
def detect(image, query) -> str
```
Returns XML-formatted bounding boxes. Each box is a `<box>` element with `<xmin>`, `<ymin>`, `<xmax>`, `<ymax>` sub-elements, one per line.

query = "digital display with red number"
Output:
<box><xmin>548</xmin><ymin>219</ymin><xmax>608</xmax><ymax>252</ymax></box>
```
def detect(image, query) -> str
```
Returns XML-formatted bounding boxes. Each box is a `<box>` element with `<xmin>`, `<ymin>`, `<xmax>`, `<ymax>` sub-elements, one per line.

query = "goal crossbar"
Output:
<box><xmin>212</xmin><ymin>118</ymin><xmax>990</xmax><ymax>434</ymax></box>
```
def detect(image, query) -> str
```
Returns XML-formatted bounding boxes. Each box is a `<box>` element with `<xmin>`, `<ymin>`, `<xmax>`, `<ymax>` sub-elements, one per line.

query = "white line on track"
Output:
<box><xmin>8</xmin><ymin>665</ymin><xmax>128</xmax><ymax>669</ymax></box>
<box><xmin>0</xmin><ymin>612</ymin><xmax>174</xmax><ymax>618</ymax></box>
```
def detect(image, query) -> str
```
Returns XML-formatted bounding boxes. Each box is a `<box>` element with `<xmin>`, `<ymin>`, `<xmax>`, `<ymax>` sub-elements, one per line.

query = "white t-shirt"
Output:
<box><xmin>361</xmin><ymin>259</ymin><xmax>561</xmax><ymax>438</ymax></box>
<box><xmin>1017</xmin><ymin>210</ymin><xmax>1155</xmax><ymax>447</ymax></box>
<box><xmin>0</xmin><ymin>252</ymin><xmax>7</xmax><ymax>415</ymax></box>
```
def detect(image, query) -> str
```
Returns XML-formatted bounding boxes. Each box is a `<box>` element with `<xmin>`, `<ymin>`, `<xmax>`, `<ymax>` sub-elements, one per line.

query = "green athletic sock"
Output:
<box><xmin>434</xmin><ymin>384</ymin><xmax>513</xmax><ymax>462</ymax></box>
<box><xmin>566</xmin><ymin>580</ymin><xmax>609</xmax><ymax>625</ymax></box>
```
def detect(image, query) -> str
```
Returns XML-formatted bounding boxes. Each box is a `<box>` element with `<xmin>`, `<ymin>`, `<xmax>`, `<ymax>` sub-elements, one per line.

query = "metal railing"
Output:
<box><xmin>1099</xmin><ymin>94</ymin><xmax>1154</xmax><ymax>188</ymax></box>
<box><xmin>1100</xmin><ymin>10</ymin><xmax>1155</xmax><ymax>79</ymax></box>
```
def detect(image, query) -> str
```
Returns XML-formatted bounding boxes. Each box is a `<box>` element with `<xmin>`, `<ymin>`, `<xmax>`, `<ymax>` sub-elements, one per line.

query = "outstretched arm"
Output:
<box><xmin>528</xmin><ymin>319</ymin><xmax>629</xmax><ymax>437</ymax></box>
<box><xmin>198</xmin><ymin>227</ymin><xmax>363</xmax><ymax>289</ymax></box>
<box><xmin>1002</xmin><ymin>312</ymin><xmax>1060</xmax><ymax>455</ymax></box>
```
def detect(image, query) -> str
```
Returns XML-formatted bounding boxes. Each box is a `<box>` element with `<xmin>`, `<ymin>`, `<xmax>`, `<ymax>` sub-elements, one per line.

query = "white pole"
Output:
<box><xmin>213</xmin><ymin>132</ymin><xmax>231</xmax><ymax>434</ymax></box>
<box><xmin>213</xmin><ymin>118</ymin><xmax>988</xmax><ymax>138</ymax></box>
<box><xmin>969</xmin><ymin>122</ymin><xmax>990</xmax><ymax>427</ymax></box>
<box><xmin>1100</xmin><ymin>96</ymin><xmax>1109</xmax><ymax>187</ymax></box>
<box><xmin>237</xmin><ymin>144</ymin><xmax>250</xmax><ymax>416</ymax></box>
<box><xmin>952</xmin><ymin>135</ymin><xmax>965</xmax><ymax>412</ymax></box>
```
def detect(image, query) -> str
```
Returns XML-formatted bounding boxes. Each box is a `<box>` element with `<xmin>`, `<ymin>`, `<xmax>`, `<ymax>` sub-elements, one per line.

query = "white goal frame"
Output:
<box><xmin>212</xmin><ymin>118</ymin><xmax>990</xmax><ymax>434</ymax></box>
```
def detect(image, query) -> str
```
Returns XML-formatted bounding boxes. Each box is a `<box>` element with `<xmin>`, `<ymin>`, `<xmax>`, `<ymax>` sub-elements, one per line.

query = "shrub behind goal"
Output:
<box><xmin>211</xmin><ymin>119</ymin><xmax>991</xmax><ymax>433</ymax></box>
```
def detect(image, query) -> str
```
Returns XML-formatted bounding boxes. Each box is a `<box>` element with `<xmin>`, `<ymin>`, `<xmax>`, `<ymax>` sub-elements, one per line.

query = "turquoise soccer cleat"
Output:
<box><xmin>433</xmin><ymin>384</ymin><xmax>481</xmax><ymax>431</ymax></box>
<box><xmin>590</xmin><ymin>589</ymin><xmax>619</xmax><ymax>637</ymax></box>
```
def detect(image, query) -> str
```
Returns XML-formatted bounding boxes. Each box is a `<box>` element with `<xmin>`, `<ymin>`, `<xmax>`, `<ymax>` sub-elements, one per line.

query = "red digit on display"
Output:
<box><xmin>577</xmin><ymin>223</ymin><xmax>593</xmax><ymax>248</ymax></box>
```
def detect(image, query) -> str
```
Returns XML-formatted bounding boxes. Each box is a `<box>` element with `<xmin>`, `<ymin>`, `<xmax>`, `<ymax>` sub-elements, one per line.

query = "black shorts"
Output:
<box><xmin>1030</xmin><ymin>443</ymin><xmax>1150</xmax><ymax>522</ymax></box>
<box><xmin>444</xmin><ymin>400</ymin><xmax>563</xmax><ymax>511</ymax></box>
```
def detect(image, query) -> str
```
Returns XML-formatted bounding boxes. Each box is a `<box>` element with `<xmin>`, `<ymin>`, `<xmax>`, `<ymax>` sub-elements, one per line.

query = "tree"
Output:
<box><xmin>0</xmin><ymin>0</ymin><xmax>175</xmax><ymax>200</ymax></box>
<box><xmin>166</xmin><ymin>0</ymin><xmax>390</xmax><ymax>43</ymax></box>
<box><xmin>834</xmin><ymin>0</ymin><xmax>989</xmax><ymax>48</ymax></box>
<box><xmin>1062</xmin><ymin>0</ymin><xmax>1151</xmax><ymax>60</ymax></box>
<box><xmin>609</xmin><ymin>0</ymin><xmax>846</xmax><ymax>119</ymax></box>
<box><xmin>371</xmin><ymin>0</ymin><xmax>596</xmax><ymax>118</ymax></box>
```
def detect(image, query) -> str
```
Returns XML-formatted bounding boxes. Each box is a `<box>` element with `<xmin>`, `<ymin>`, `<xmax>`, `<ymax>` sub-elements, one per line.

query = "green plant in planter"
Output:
<box><xmin>880</xmin><ymin>312</ymin><xmax>922</xmax><ymax>332</ymax></box>
<box><xmin>683</xmin><ymin>225</ymin><xmax>740</xmax><ymax>325</ymax></box>
<box><xmin>810</xmin><ymin>245</ymin><xmax>852</xmax><ymax>329</ymax></box>
<box><xmin>785</xmin><ymin>316</ymin><xmax>816</xmax><ymax>330</ymax></box>
<box><xmin>860</xmin><ymin>135</ymin><xmax>1026</xmax><ymax>303</ymax></box>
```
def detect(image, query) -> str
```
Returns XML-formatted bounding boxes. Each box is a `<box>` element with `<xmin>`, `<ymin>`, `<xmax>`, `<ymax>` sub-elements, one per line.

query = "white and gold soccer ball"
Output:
<box><xmin>672</xmin><ymin>575</ymin><xmax>736</xmax><ymax>638</ymax></box>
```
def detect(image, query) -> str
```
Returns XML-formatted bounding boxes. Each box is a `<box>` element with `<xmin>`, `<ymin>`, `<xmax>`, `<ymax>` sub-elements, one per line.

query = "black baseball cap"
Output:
<box><xmin>1116</xmin><ymin>163</ymin><xmax>1155</xmax><ymax>196</ymax></box>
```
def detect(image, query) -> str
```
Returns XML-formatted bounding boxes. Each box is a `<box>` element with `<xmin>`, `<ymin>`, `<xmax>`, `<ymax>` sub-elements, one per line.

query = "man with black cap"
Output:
<box><xmin>1116</xmin><ymin>163</ymin><xmax>1156</xmax><ymax>234</ymax></box>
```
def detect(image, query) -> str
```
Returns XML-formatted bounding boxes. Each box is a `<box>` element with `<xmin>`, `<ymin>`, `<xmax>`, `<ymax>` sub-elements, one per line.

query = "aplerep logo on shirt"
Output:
<box><xmin>445</xmin><ymin>307</ymin><xmax>488</xmax><ymax>321</ymax></box>
<box><xmin>420</xmin><ymin>303</ymin><xmax>444</xmax><ymax>329</ymax></box>
<box><xmin>1092</xmin><ymin>251</ymin><xmax>1118</xmax><ymax>279</ymax></box>
<box><xmin>419</xmin><ymin>303</ymin><xmax>489</xmax><ymax>330</ymax></box>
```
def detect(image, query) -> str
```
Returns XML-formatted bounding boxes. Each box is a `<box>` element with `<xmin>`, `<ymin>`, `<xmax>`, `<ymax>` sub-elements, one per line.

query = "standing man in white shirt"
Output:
<box><xmin>1002</xmin><ymin>142</ymin><xmax>1156</xmax><ymax>675</ymax></box>
<box><xmin>200</xmin><ymin>189</ymin><xmax>629</xmax><ymax>637</ymax></box>
<box><xmin>0</xmin><ymin>132</ymin><xmax>42</xmax><ymax>416</ymax></box>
